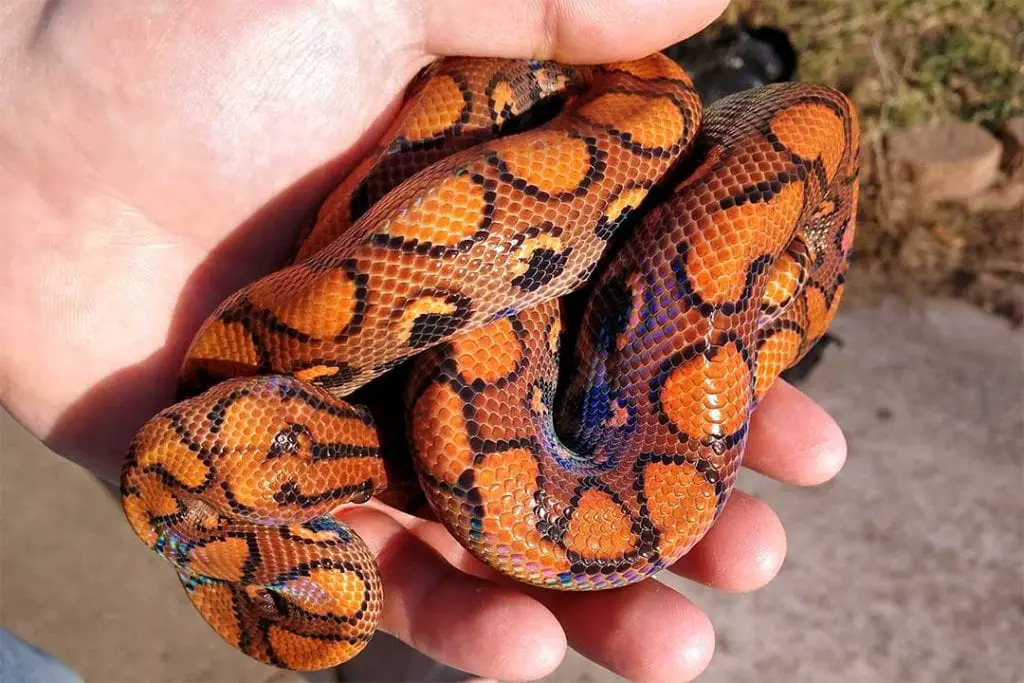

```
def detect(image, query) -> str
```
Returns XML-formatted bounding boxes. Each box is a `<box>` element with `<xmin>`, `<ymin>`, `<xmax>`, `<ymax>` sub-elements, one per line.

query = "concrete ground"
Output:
<box><xmin>2</xmin><ymin>296</ymin><xmax>1022</xmax><ymax>682</ymax></box>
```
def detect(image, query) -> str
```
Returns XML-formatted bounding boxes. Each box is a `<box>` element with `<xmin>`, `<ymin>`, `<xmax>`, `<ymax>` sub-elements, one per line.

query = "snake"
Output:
<box><xmin>120</xmin><ymin>53</ymin><xmax>859</xmax><ymax>671</ymax></box>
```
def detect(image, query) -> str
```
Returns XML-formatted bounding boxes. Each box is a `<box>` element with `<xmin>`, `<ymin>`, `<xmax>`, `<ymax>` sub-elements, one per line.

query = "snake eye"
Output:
<box><xmin>268</xmin><ymin>424</ymin><xmax>305</xmax><ymax>458</ymax></box>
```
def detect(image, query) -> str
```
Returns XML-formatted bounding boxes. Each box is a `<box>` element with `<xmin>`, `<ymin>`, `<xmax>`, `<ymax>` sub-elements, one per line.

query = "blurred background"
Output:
<box><xmin>3</xmin><ymin>1</ymin><xmax>1021</xmax><ymax>681</ymax></box>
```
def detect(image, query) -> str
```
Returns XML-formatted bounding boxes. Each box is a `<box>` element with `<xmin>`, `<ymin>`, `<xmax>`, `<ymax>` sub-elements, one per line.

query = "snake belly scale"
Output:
<box><xmin>120</xmin><ymin>53</ymin><xmax>859</xmax><ymax>670</ymax></box>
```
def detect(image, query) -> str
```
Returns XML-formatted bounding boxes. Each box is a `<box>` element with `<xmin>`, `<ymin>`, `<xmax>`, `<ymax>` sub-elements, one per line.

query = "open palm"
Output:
<box><xmin>1</xmin><ymin>2</ymin><xmax>847</xmax><ymax>680</ymax></box>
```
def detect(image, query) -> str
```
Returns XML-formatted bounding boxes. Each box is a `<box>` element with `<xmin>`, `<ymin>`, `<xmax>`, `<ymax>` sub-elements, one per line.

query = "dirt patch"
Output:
<box><xmin>711</xmin><ymin>0</ymin><xmax>1024</xmax><ymax>323</ymax></box>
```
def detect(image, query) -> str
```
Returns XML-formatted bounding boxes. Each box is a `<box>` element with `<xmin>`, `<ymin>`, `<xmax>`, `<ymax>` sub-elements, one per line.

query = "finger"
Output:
<box><xmin>418</xmin><ymin>0</ymin><xmax>730</xmax><ymax>62</ymax></box>
<box><xmin>669</xmin><ymin>490</ymin><xmax>787</xmax><ymax>592</ymax></box>
<box><xmin>744</xmin><ymin>379</ymin><xmax>848</xmax><ymax>485</ymax></box>
<box><xmin>339</xmin><ymin>505</ymin><xmax>567</xmax><ymax>681</ymax></box>
<box><xmin>539</xmin><ymin>579</ymin><xmax>714</xmax><ymax>683</ymax></box>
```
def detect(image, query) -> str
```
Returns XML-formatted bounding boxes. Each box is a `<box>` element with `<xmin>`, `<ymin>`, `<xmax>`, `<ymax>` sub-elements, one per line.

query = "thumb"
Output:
<box><xmin>413</xmin><ymin>0</ymin><xmax>729</xmax><ymax>62</ymax></box>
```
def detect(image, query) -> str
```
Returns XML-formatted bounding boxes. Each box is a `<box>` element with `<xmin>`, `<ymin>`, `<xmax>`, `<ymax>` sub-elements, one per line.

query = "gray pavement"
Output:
<box><xmin>3</xmin><ymin>297</ymin><xmax>1022</xmax><ymax>682</ymax></box>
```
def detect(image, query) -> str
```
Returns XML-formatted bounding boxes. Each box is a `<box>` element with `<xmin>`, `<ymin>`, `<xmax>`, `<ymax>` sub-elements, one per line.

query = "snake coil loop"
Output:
<box><xmin>121</xmin><ymin>54</ymin><xmax>858</xmax><ymax>671</ymax></box>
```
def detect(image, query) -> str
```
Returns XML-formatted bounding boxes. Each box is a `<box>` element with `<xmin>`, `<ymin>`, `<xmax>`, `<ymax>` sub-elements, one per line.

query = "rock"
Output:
<box><xmin>888</xmin><ymin>121</ymin><xmax>1003</xmax><ymax>203</ymax></box>
<box><xmin>898</xmin><ymin>225</ymin><xmax>965</xmax><ymax>287</ymax></box>
<box><xmin>966</xmin><ymin>272</ymin><xmax>1024</xmax><ymax>326</ymax></box>
<box><xmin>965</xmin><ymin>117</ymin><xmax>1024</xmax><ymax>212</ymax></box>
<box><xmin>966</xmin><ymin>179</ymin><xmax>1024</xmax><ymax>213</ymax></box>
<box><xmin>1000</xmin><ymin>116</ymin><xmax>1024</xmax><ymax>178</ymax></box>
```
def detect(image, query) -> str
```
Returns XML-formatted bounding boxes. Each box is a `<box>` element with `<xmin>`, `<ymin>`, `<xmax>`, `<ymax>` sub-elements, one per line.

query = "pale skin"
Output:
<box><xmin>0</xmin><ymin>2</ymin><xmax>848</xmax><ymax>681</ymax></box>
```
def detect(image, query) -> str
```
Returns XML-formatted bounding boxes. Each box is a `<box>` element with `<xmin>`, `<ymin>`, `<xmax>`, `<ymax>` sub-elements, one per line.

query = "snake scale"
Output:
<box><xmin>120</xmin><ymin>53</ymin><xmax>859</xmax><ymax>670</ymax></box>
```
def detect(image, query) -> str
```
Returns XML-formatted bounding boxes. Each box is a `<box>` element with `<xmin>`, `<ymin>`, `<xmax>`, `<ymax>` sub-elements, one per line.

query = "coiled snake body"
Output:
<box><xmin>121</xmin><ymin>54</ymin><xmax>859</xmax><ymax>670</ymax></box>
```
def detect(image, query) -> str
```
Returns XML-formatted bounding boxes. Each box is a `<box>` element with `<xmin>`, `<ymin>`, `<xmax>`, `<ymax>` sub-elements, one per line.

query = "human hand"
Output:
<box><xmin>0</xmin><ymin>2</ymin><xmax>846</xmax><ymax>680</ymax></box>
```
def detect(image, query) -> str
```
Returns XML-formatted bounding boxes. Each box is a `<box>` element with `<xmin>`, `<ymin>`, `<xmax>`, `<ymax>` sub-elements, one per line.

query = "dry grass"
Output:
<box><xmin>726</xmin><ymin>0</ymin><xmax>1023</xmax><ymax>129</ymax></box>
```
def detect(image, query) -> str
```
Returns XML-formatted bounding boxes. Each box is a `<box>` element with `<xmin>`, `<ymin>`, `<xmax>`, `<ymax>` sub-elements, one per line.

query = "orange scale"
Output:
<box><xmin>476</xmin><ymin>449</ymin><xmax>538</xmax><ymax>508</ymax></box>
<box><xmin>124</xmin><ymin>484</ymin><xmax>178</xmax><ymax>540</ymax></box>
<box><xmin>689</xmin><ymin>253</ymin><xmax>747</xmax><ymax>304</ymax></box>
<box><xmin>604</xmin><ymin>186</ymin><xmax>650</xmax><ymax>226</ymax></box>
<box><xmin>401</xmin><ymin>75</ymin><xmax>467</xmax><ymax>140</ymax></box>
<box><xmin>276</xmin><ymin>568</ymin><xmax>367</xmax><ymax>619</ymax></box>
<box><xmin>489</xmin><ymin>80</ymin><xmax>517</xmax><ymax>123</ymax></box>
<box><xmin>185</xmin><ymin>319</ymin><xmax>261</xmax><ymax>377</ymax></box>
<box><xmin>247</xmin><ymin>266</ymin><xmax>358</xmax><ymax>340</ymax></box>
<box><xmin>385</xmin><ymin>174</ymin><xmax>487</xmax><ymax>247</ymax></box>
<box><xmin>605</xmin><ymin>55</ymin><xmax>685</xmax><ymax>81</ymax></box>
<box><xmin>511</xmin><ymin>537</ymin><xmax>571</xmax><ymax>575</ymax></box>
<box><xmin>499</xmin><ymin>131</ymin><xmax>590</xmax><ymax>195</ymax></box>
<box><xmin>581</xmin><ymin>93</ymin><xmax>687</xmax><ymax>151</ymax></box>
<box><xmin>661</xmin><ymin>344</ymin><xmax>752</xmax><ymax>439</ymax></box>
<box><xmin>452</xmin><ymin>317</ymin><xmax>523</xmax><ymax>385</ymax></box>
<box><xmin>221</xmin><ymin>465</ymin><xmax>281</xmax><ymax>514</ymax></box>
<box><xmin>410</xmin><ymin>383</ymin><xmax>474</xmax><ymax>486</ymax></box>
<box><xmin>286</xmin><ymin>524</ymin><xmax>342</xmax><ymax>544</ymax></box>
<box><xmin>293</xmin><ymin>365</ymin><xmax>343</xmax><ymax>384</ymax></box>
<box><xmin>134</xmin><ymin>418</ymin><xmax>211</xmax><ymax>488</ymax></box>
<box><xmin>805</xmin><ymin>287</ymin><xmax>831</xmax><ymax>340</ymax></box>
<box><xmin>563</xmin><ymin>489</ymin><xmax>637</xmax><ymax>561</ymax></box>
<box><xmin>187</xmin><ymin>537</ymin><xmax>251</xmax><ymax>583</ymax></box>
<box><xmin>215</xmin><ymin>395</ymin><xmax>276</xmax><ymax>451</ymax></box>
<box><xmin>546</xmin><ymin>318</ymin><xmax>562</xmax><ymax>355</ymax></box>
<box><xmin>762</xmin><ymin>250</ymin><xmax>805</xmax><ymax>309</ymax></box>
<box><xmin>268</xmin><ymin>627</ymin><xmax>367</xmax><ymax>672</ymax></box>
<box><xmin>642</xmin><ymin>461</ymin><xmax>717</xmax><ymax>536</ymax></box>
<box><xmin>306</xmin><ymin>411</ymin><xmax>378</xmax><ymax>450</ymax></box>
<box><xmin>770</xmin><ymin>103</ymin><xmax>847</xmax><ymax>178</ymax></box>
<box><xmin>395</xmin><ymin>296</ymin><xmax>460</xmax><ymax>347</ymax></box>
<box><xmin>816</xmin><ymin>284</ymin><xmax>845</xmax><ymax>339</ymax></box>
<box><xmin>755</xmin><ymin>328</ymin><xmax>804</xmax><ymax>398</ymax></box>
<box><xmin>185</xmin><ymin>582</ymin><xmax>241</xmax><ymax>648</ymax></box>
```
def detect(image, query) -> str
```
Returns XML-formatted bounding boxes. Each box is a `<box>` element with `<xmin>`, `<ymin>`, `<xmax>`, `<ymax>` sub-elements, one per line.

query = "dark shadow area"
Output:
<box><xmin>663</xmin><ymin>23</ymin><xmax>798</xmax><ymax>105</ymax></box>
